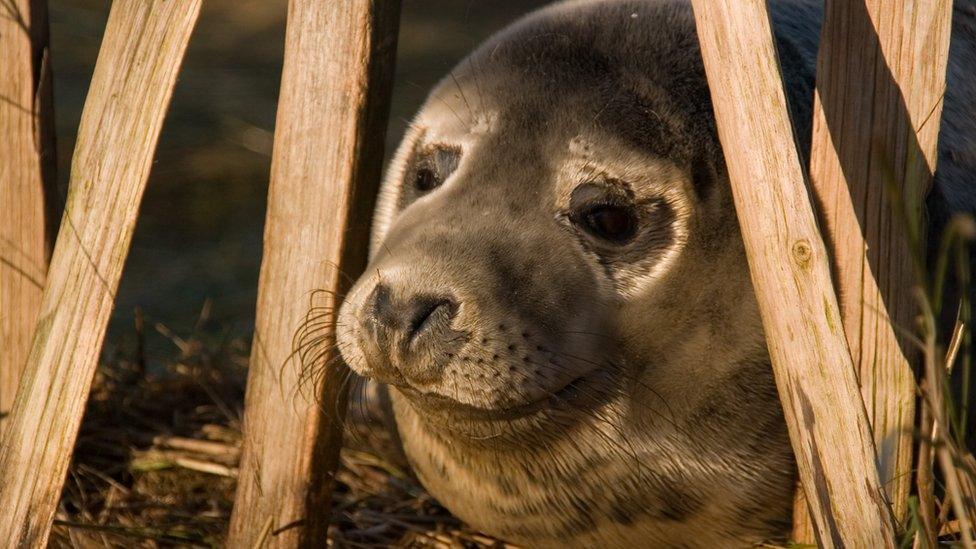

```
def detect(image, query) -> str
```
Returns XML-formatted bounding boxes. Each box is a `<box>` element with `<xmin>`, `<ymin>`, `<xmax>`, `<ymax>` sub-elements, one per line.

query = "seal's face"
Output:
<box><xmin>338</xmin><ymin>104</ymin><xmax>695</xmax><ymax>437</ymax></box>
<box><xmin>336</xmin><ymin>0</ymin><xmax>798</xmax><ymax>546</ymax></box>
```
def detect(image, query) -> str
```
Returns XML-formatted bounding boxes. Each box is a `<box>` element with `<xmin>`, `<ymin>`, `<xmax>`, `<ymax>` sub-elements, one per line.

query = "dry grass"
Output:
<box><xmin>48</xmin><ymin>309</ymin><xmax>510</xmax><ymax>548</ymax></box>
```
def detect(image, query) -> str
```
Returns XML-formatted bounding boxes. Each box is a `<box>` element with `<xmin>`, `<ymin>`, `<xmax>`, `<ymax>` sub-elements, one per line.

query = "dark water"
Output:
<box><xmin>48</xmin><ymin>0</ymin><xmax>549</xmax><ymax>365</ymax></box>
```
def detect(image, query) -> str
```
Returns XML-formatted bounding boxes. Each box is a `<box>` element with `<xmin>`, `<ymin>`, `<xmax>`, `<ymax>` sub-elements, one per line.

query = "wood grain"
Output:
<box><xmin>226</xmin><ymin>1</ymin><xmax>401</xmax><ymax>546</ymax></box>
<box><xmin>0</xmin><ymin>0</ymin><xmax>57</xmax><ymax>434</ymax></box>
<box><xmin>802</xmin><ymin>1</ymin><xmax>952</xmax><ymax>537</ymax></box>
<box><xmin>0</xmin><ymin>1</ymin><xmax>201</xmax><ymax>544</ymax></box>
<box><xmin>690</xmin><ymin>0</ymin><xmax>897</xmax><ymax>546</ymax></box>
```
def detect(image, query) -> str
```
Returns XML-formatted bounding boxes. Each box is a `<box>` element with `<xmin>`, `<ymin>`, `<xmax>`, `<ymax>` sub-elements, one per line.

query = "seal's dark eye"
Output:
<box><xmin>415</xmin><ymin>167</ymin><xmax>439</xmax><ymax>191</ymax></box>
<box><xmin>583</xmin><ymin>205</ymin><xmax>637</xmax><ymax>243</ymax></box>
<box><xmin>411</xmin><ymin>146</ymin><xmax>459</xmax><ymax>193</ymax></box>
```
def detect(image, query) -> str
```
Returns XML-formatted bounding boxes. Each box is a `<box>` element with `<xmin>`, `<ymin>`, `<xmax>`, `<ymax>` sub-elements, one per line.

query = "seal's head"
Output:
<box><xmin>336</xmin><ymin>0</ymin><xmax>814</xmax><ymax>545</ymax></box>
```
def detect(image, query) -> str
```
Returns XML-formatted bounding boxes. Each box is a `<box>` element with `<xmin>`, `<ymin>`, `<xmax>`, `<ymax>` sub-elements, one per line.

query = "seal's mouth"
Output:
<box><xmin>393</xmin><ymin>374</ymin><xmax>592</xmax><ymax>422</ymax></box>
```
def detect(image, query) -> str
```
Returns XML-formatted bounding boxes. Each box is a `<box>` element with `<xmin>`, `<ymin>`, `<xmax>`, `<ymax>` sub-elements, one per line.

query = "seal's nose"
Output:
<box><xmin>362</xmin><ymin>283</ymin><xmax>460</xmax><ymax>384</ymax></box>
<box><xmin>368</xmin><ymin>284</ymin><xmax>458</xmax><ymax>342</ymax></box>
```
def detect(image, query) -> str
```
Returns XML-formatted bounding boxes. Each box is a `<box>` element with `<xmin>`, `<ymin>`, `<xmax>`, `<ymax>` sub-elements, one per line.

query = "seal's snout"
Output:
<box><xmin>361</xmin><ymin>282</ymin><xmax>461</xmax><ymax>385</ymax></box>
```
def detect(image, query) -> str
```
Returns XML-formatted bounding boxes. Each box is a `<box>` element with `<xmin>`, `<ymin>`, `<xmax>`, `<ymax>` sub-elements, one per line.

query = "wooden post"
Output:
<box><xmin>0</xmin><ymin>0</ymin><xmax>57</xmax><ymax>432</ymax></box>
<box><xmin>798</xmin><ymin>0</ymin><xmax>953</xmax><ymax>539</ymax></box>
<box><xmin>226</xmin><ymin>1</ymin><xmax>400</xmax><ymax>546</ymax></box>
<box><xmin>690</xmin><ymin>1</ymin><xmax>897</xmax><ymax>546</ymax></box>
<box><xmin>0</xmin><ymin>1</ymin><xmax>201</xmax><ymax>545</ymax></box>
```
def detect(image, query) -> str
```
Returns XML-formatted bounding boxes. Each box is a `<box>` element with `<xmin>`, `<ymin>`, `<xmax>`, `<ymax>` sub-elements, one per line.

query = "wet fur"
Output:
<box><xmin>335</xmin><ymin>0</ymin><xmax>976</xmax><ymax>546</ymax></box>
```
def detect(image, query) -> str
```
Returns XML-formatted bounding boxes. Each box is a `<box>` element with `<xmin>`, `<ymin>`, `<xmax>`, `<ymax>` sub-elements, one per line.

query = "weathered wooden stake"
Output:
<box><xmin>0</xmin><ymin>1</ymin><xmax>201</xmax><ymax>544</ymax></box>
<box><xmin>227</xmin><ymin>1</ymin><xmax>400</xmax><ymax>546</ymax></box>
<box><xmin>795</xmin><ymin>0</ymin><xmax>953</xmax><ymax>539</ymax></box>
<box><xmin>690</xmin><ymin>0</ymin><xmax>896</xmax><ymax>546</ymax></box>
<box><xmin>0</xmin><ymin>0</ymin><xmax>57</xmax><ymax>433</ymax></box>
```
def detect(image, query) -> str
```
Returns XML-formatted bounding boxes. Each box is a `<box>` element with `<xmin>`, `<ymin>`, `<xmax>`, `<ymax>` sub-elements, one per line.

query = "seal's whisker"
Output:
<box><xmin>352</xmin><ymin>376</ymin><xmax>389</xmax><ymax>446</ymax></box>
<box><xmin>552</xmin><ymin>329</ymin><xmax>617</xmax><ymax>340</ymax></box>
<box><xmin>536</xmin><ymin>351</ymin><xmax>687</xmax><ymax>438</ymax></box>
<box><xmin>545</xmin><ymin>348</ymin><xmax>679</xmax><ymax>424</ymax></box>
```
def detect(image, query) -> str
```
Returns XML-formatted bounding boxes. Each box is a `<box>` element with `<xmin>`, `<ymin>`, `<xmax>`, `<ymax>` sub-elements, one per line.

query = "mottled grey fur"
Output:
<box><xmin>336</xmin><ymin>0</ymin><xmax>976</xmax><ymax>546</ymax></box>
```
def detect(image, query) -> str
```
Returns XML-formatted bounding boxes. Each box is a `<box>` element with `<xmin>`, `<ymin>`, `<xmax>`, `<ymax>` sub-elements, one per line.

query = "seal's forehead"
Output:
<box><xmin>419</xmin><ymin>66</ymin><xmax>682</xmax><ymax>161</ymax></box>
<box><xmin>416</xmin><ymin>0</ymin><xmax>713</xmax><ymax>167</ymax></box>
<box><xmin>414</xmin><ymin>92</ymin><xmax>499</xmax><ymax>147</ymax></box>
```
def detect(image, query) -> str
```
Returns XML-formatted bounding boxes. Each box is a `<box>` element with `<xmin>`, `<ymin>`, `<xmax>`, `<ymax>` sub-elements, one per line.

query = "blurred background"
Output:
<box><xmin>51</xmin><ymin>0</ymin><xmax>550</xmax><ymax>367</ymax></box>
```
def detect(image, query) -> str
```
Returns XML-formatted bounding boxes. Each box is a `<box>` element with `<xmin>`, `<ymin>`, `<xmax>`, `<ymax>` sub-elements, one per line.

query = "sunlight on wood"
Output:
<box><xmin>227</xmin><ymin>1</ymin><xmax>401</xmax><ymax>546</ymax></box>
<box><xmin>0</xmin><ymin>1</ymin><xmax>201</xmax><ymax>544</ymax></box>
<box><xmin>691</xmin><ymin>0</ymin><xmax>897</xmax><ymax>546</ymax></box>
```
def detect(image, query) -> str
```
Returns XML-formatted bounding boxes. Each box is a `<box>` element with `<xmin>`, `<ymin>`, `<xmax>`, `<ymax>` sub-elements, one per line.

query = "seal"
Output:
<box><xmin>335</xmin><ymin>0</ymin><xmax>976</xmax><ymax>546</ymax></box>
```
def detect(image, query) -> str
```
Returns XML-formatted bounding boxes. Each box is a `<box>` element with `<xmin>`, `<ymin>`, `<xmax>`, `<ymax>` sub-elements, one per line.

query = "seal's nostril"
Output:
<box><xmin>360</xmin><ymin>282</ymin><xmax>460</xmax><ymax>385</ymax></box>
<box><xmin>366</xmin><ymin>283</ymin><xmax>458</xmax><ymax>343</ymax></box>
<box><xmin>366</xmin><ymin>283</ymin><xmax>395</xmax><ymax>329</ymax></box>
<box><xmin>406</xmin><ymin>297</ymin><xmax>458</xmax><ymax>342</ymax></box>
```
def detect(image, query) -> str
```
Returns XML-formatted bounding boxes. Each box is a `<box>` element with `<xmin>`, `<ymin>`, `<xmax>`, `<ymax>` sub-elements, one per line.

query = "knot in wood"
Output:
<box><xmin>791</xmin><ymin>239</ymin><xmax>813</xmax><ymax>268</ymax></box>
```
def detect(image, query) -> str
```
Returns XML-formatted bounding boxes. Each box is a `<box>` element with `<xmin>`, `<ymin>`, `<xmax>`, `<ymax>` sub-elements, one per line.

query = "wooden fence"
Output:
<box><xmin>226</xmin><ymin>2</ymin><xmax>400</xmax><ymax>546</ymax></box>
<box><xmin>802</xmin><ymin>0</ymin><xmax>953</xmax><ymax>541</ymax></box>
<box><xmin>0</xmin><ymin>0</ymin><xmax>966</xmax><ymax>546</ymax></box>
<box><xmin>0</xmin><ymin>0</ymin><xmax>56</xmax><ymax>436</ymax></box>
<box><xmin>0</xmin><ymin>0</ymin><xmax>202</xmax><ymax>545</ymax></box>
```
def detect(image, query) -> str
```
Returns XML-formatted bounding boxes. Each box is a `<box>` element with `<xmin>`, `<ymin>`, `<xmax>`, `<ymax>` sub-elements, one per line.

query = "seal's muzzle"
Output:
<box><xmin>359</xmin><ymin>282</ymin><xmax>461</xmax><ymax>386</ymax></box>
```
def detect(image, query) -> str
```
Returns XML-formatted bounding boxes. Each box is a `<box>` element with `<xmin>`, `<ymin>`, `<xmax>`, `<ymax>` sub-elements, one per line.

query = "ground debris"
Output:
<box><xmin>49</xmin><ymin>327</ymin><xmax>509</xmax><ymax>548</ymax></box>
